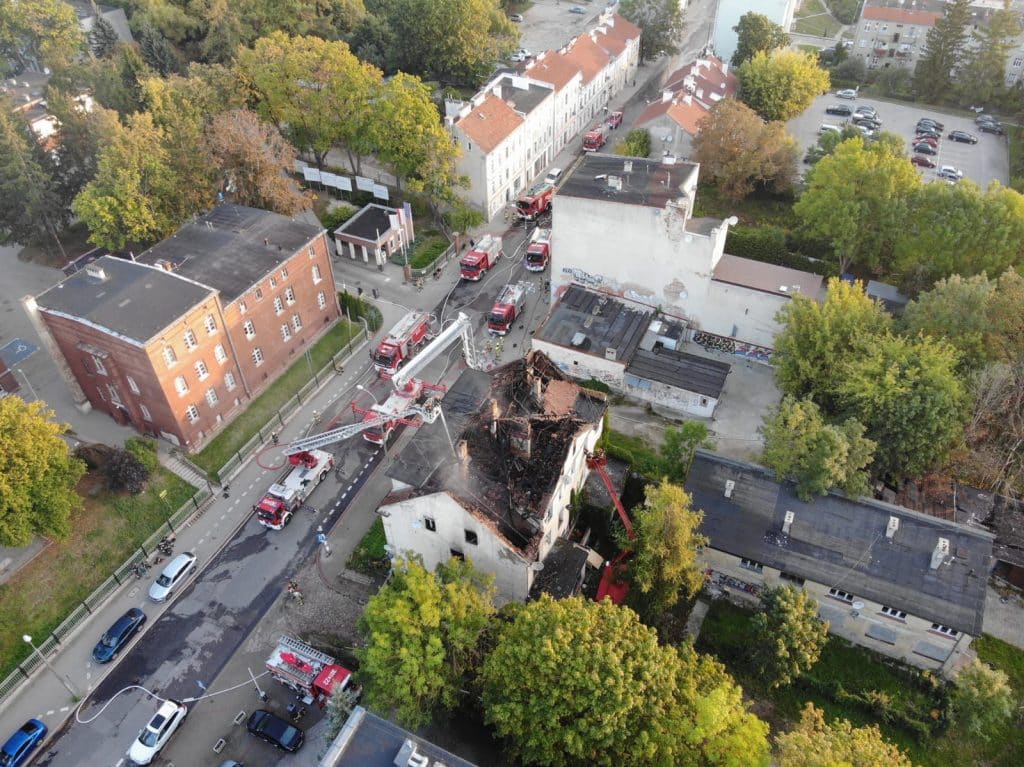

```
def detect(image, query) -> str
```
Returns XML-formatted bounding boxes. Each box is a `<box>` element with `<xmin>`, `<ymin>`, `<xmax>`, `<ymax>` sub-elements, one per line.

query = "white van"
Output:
<box><xmin>148</xmin><ymin>552</ymin><xmax>197</xmax><ymax>602</ymax></box>
<box><xmin>544</xmin><ymin>168</ymin><xmax>563</xmax><ymax>185</ymax></box>
<box><xmin>818</xmin><ymin>123</ymin><xmax>842</xmax><ymax>134</ymax></box>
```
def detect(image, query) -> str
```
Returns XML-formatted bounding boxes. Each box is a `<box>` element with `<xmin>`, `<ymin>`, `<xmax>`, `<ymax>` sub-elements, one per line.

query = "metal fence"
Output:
<box><xmin>0</xmin><ymin>484</ymin><xmax>214</xmax><ymax>707</ymax></box>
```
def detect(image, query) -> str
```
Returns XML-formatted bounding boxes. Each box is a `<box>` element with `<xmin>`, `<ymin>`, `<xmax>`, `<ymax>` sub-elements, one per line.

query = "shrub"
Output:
<box><xmin>444</xmin><ymin>204</ymin><xmax>485</xmax><ymax>234</ymax></box>
<box><xmin>579</xmin><ymin>377</ymin><xmax>612</xmax><ymax>394</ymax></box>
<box><xmin>726</xmin><ymin>225</ymin><xmax>839</xmax><ymax>277</ymax></box>
<box><xmin>106</xmin><ymin>448</ymin><xmax>150</xmax><ymax>494</ymax></box>
<box><xmin>338</xmin><ymin>292</ymin><xmax>384</xmax><ymax>331</ymax></box>
<box><xmin>408</xmin><ymin>235</ymin><xmax>450</xmax><ymax>269</ymax></box>
<box><xmin>125</xmin><ymin>437</ymin><xmax>159</xmax><ymax>473</ymax></box>
<box><xmin>614</xmin><ymin>128</ymin><xmax>652</xmax><ymax>158</ymax></box>
<box><xmin>319</xmin><ymin>205</ymin><xmax>358</xmax><ymax>231</ymax></box>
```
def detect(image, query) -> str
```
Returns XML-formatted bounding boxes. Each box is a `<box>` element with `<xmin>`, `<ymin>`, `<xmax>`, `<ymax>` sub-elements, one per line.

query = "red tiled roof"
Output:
<box><xmin>562</xmin><ymin>34</ymin><xmax>610</xmax><ymax>85</ymax></box>
<box><xmin>527</xmin><ymin>51</ymin><xmax>581</xmax><ymax>91</ymax></box>
<box><xmin>606</xmin><ymin>13</ymin><xmax>641</xmax><ymax>43</ymax></box>
<box><xmin>664</xmin><ymin>57</ymin><xmax>738</xmax><ymax>101</ymax></box>
<box><xmin>455</xmin><ymin>94</ymin><xmax>524</xmax><ymax>153</ymax></box>
<box><xmin>863</xmin><ymin>6</ymin><xmax>940</xmax><ymax>25</ymax></box>
<box><xmin>667</xmin><ymin>97</ymin><xmax>709</xmax><ymax>136</ymax></box>
<box><xmin>635</xmin><ymin>98</ymin><xmax>674</xmax><ymax>126</ymax></box>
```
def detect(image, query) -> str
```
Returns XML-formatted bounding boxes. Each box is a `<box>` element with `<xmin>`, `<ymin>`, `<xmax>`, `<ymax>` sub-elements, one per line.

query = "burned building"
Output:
<box><xmin>381</xmin><ymin>351</ymin><xmax>607</xmax><ymax>602</ymax></box>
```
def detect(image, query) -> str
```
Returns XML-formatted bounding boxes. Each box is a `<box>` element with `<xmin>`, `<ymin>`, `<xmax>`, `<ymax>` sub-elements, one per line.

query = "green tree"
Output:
<box><xmin>732</xmin><ymin>11</ymin><xmax>788</xmax><ymax>66</ymax></box>
<box><xmin>901</xmin><ymin>273</ymin><xmax>997</xmax><ymax>371</ymax></box>
<box><xmin>207</xmin><ymin>109</ymin><xmax>310</xmax><ymax>214</ymax></box>
<box><xmin>957</xmin><ymin>2</ymin><xmax>1021</xmax><ymax>107</ymax></box>
<box><xmin>751</xmin><ymin>587</ymin><xmax>829</xmax><ymax>690</ymax></box>
<box><xmin>762</xmin><ymin>397</ymin><xmax>875</xmax><ymax>500</ymax></box>
<box><xmin>137</xmin><ymin>23</ymin><xmax>180</xmax><ymax>76</ymax></box>
<box><xmin>357</xmin><ymin>556</ymin><xmax>495</xmax><ymax>728</ymax></box>
<box><xmin>692</xmin><ymin>98</ymin><xmax>799</xmax><ymax>201</ymax></box>
<box><xmin>914</xmin><ymin>0</ymin><xmax>972</xmax><ymax>103</ymax></box>
<box><xmin>619</xmin><ymin>0</ymin><xmax>687</xmax><ymax>63</ymax></box>
<box><xmin>48</xmin><ymin>91</ymin><xmax>122</xmax><ymax>215</ymax></box>
<box><xmin>737</xmin><ymin>49</ymin><xmax>830</xmax><ymax>122</ymax></box>
<box><xmin>832</xmin><ymin>55</ymin><xmax>866</xmax><ymax>84</ymax></box>
<box><xmin>794</xmin><ymin>137</ymin><xmax>921</xmax><ymax>273</ymax></box>
<box><xmin>0</xmin><ymin>397</ymin><xmax>86</xmax><ymax>547</ymax></box>
<box><xmin>985</xmin><ymin>267</ymin><xmax>1024</xmax><ymax>363</ymax></box>
<box><xmin>949</xmin><ymin>658</ymin><xmax>1016</xmax><ymax>740</ymax></box>
<box><xmin>614</xmin><ymin>128</ymin><xmax>652</xmax><ymax>158</ymax></box>
<box><xmin>480</xmin><ymin>596</ymin><xmax>770</xmax><ymax>767</ymax></box>
<box><xmin>88</xmin><ymin>15</ymin><xmax>122</xmax><ymax>59</ymax></box>
<box><xmin>626</xmin><ymin>481</ymin><xmax>707</xmax><ymax>621</ymax></box>
<box><xmin>0</xmin><ymin>0</ymin><xmax>85</xmax><ymax>75</ymax></box>
<box><xmin>347</xmin><ymin>12</ymin><xmax>394</xmax><ymax>72</ymax></box>
<box><xmin>660</xmin><ymin>421</ymin><xmax>713</xmax><ymax>482</ymax></box>
<box><xmin>773</xmin><ymin>278</ymin><xmax>892</xmax><ymax>411</ymax></box>
<box><xmin>876</xmin><ymin>66</ymin><xmax>913</xmax><ymax>98</ymax></box>
<box><xmin>836</xmin><ymin>332</ymin><xmax>967</xmax><ymax>479</ymax></box>
<box><xmin>776</xmin><ymin>703</ymin><xmax>914</xmax><ymax>767</ymax></box>
<box><xmin>960</xmin><ymin>360</ymin><xmax>1024</xmax><ymax>494</ymax></box>
<box><xmin>378</xmin><ymin>0</ymin><xmax>516</xmax><ymax>84</ymax></box>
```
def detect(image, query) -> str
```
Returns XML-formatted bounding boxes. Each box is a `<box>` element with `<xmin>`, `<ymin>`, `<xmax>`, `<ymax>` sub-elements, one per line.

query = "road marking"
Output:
<box><xmin>220</xmin><ymin>513</ymin><xmax>227</xmax><ymax>520</ymax></box>
<box><xmin>341</xmin><ymin>492</ymin><xmax>347</xmax><ymax>499</ymax></box>
<box><xmin>198</xmin><ymin>538</ymin><xmax>205</xmax><ymax>546</ymax></box>
<box><xmin>46</xmin><ymin>709</ymin><xmax>54</xmax><ymax>715</ymax></box>
<box><xmin>116</xmin><ymin>759</ymin><xmax>124</xmax><ymax>767</ymax></box>
<box><xmin>363</xmin><ymin>461</ymin><xmax>372</xmax><ymax>469</ymax></box>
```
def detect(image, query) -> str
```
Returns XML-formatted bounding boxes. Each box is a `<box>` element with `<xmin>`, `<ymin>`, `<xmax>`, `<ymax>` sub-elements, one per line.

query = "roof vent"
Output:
<box><xmin>724</xmin><ymin>479</ymin><xmax>735</xmax><ymax>498</ymax></box>
<box><xmin>778</xmin><ymin>285</ymin><xmax>788</xmax><ymax>293</ymax></box>
<box><xmin>403</xmin><ymin>741</ymin><xmax>429</xmax><ymax>767</ymax></box>
<box><xmin>623</xmin><ymin>160</ymin><xmax>633</xmax><ymax>173</ymax></box>
<box><xmin>930</xmin><ymin>537</ymin><xmax>950</xmax><ymax>570</ymax></box>
<box><xmin>604</xmin><ymin>347</ymin><xmax>617</xmax><ymax>361</ymax></box>
<box><xmin>571</xmin><ymin>332</ymin><xmax>587</xmax><ymax>347</ymax></box>
<box><xmin>782</xmin><ymin>510</ymin><xmax>795</xmax><ymax>536</ymax></box>
<box><xmin>606</xmin><ymin>175</ymin><xmax>623</xmax><ymax>190</ymax></box>
<box><xmin>84</xmin><ymin>263</ymin><xmax>106</xmax><ymax>281</ymax></box>
<box><xmin>886</xmin><ymin>516</ymin><xmax>900</xmax><ymax>539</ymax></box>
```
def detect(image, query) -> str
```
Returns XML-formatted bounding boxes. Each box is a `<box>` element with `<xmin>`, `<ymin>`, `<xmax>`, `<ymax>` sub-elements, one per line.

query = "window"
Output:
<box><xmin>274</xmin><ymin>296</ymin><xmax>284</xmax><ymax>315</ymax></box>
<box><xmin>92</xmin><ymin>355</ymin><xmax>107</xmax><ymax>376</ymax></box>
<box><xmin>312</xmin><ymin>265</ymin><xmax>322</xmax><ymax>284</ymax></box>
<box><xmin>281</xmin><ymin>267</ymin><xmax>289</xmax><ymax>279</ymax></box>
<box><xmin>1013</xmin><ymin>57</ymin><xmax>1023</xmax><ymax>68</ymax></box>
<box><xmin>780</xmin><ymin>572</ymin><xmax>805</xmax><ymax>587</ymax></box>
<box><xmin>185</xmin><ymin>404</ymin><xmax>200</xmax><ymax>423</ymax></box>
<box><xmin>243</xmin><ymin>320</ymin><xmax>256</xmax><ymax>339</ymax></box>
<box><xmin>465</xmin><ymin>530</ymin><xmax>479</xmax><ymax>545</ymax></box>
<box><xmin>214</xmin><ymin>344</ymin><xmax>227</xmax><ymax>364</ymax></box>
<box><xmin>205</xmin><ymin>387</ymin><xmax>218</xmax><ymax>406</ymax></box>
<box><xmin>930</xmin><ymin>623</ymin><xmax>960</xmax><ymax>638</ymax></box>
<box><xmin>449</xmin><ymin>548</ymin><xmax>465</xmax><ymax>561</ymax></box>
<box><xmin>195</xmin><ymin>360</ymin><xmax>209</xmax><ymax>381</ymax></box>
<box><xmin>308</xmin><ymin>246</ymin><xmax>316</xmax><ymax>259</ymax></box>
<box><xmin>126</xmin><ymin>376</ymin><xmax>140</xmax><ymax>394</ymax></box>
<box><xmin>224</xmin><ymin>372</ymin><xmax>237</xmax><ymax>391</ymax></box>
<box><xmin>281</xmin><ymin>323</ymin><xmax>292</xmax><ymax>341</ymax></box>
<box><xmin>292</xmin><ymin>313</ymin><xmax>302</xmax><ymax>331</ymax></box>
<box><xmin>285</xmin><ymin>287</ymin><xmax>295</xmax><ymax>305</ymax></box>
<box><xmin>254</xmin><ymin>287</ymin><xmax>264</xmax><ymax>301</ymax></box>
<box><xmin>183</xmin><ymin>329</ymin><xmax>198</xmax><ymax>351</ymax></box>
<box><xmin>424</xmin><ymin>517</ymin><xmax>436</xmax><ymax>532</ymax></box>
<box><xmin>880</xmin><ymin>606</ymin><xmax>907</xmax><ymax>620</ymax></box>
<box><xmin>739</xmin><ymin>558</ymin><xmax>763</xmax><ymax>573</ymax></box>
<box><xmin>269</xmin><ymin>276</ymin><xmax>278</xmax><ymax>289</ymax></box>
<box><xmin>699</xmin><ymin>397</ymin><xmax>709</xmax><ymax>407</ymax></box>
<box><xmin>204</xmin><ymin>315</ymin><xmax>217</xmax><ymax>335</ymax></box>
<box><xmin>140</xmin><ymin>404</ymin><xmax>152</xmax><ymax>421</ymax></box>
<box><xmin>106</xmin><ymin>384</ymin><xmax>122</xmax><ymax>405</ymax></box>
<box><xmin>252</xmin><ymin>347</ymin><xmax>264</xmax><ymax>366</ymax></box>
<box><xmin>238</xmin><ymin>299</ymin><xmax>247</xmax><ymax>315</ymax></box>
<box><xmin>174</xmin><ymin>376</ymin><xmax>189</xmax><ymax>395</ymax></box>
<box><xmin>828</xmin><ymin>587</ymin><xmax>855</xmax><ymax>603</ymax></box>
<box><xmin>162</xmin><ymin>346</ymin><xmax>177</xmax><ymax>367</ymax></box>
<box><xmin>317</xmin><ymin>290</ymin><xmax>327</xmax><ymax>310</ymax></box>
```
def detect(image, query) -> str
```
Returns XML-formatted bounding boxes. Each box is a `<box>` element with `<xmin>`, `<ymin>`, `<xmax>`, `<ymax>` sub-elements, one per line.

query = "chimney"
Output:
<box><xmin>696</xmin><ymin>87</ymin><xmax>704</xmax><ymax>101</ymax></box>
<box><xmin>724</xmin><ymin>479</ymin><xmax>735</xmax><ymax>498</ymax></box>
<box><xmin>510</xmin><ymin>420</ymin><xmax>532</xmax><ymax>460</ymax></box>
<box><xmin>682</xmin><ymin>93</ymin><xmax>692</xmax><ymax>106</ymax></box>
<box><xmin>886</xmin><ymin>516</ymin><xmax>900</xmax><ymax>539</ymax></box>
<box><xmin>604</xmin><ymin>347</ymin><xmax>617</xmax><ymax>361</ymax></box>
<box><xmin>662</xmin><ymin>89</ymin><xmax>673</xmax><ymax>103</ymax></box>
<box><xmin>782</xmin><ymin>511</ymin><xmax>795</xmax><ymax>536</ymax></box>
<box><xmin>84</xmin><ymin>263</ymin><xmax>106</xmax><ymax>281</ymax></box>
<box><xmin>930</xmin><ymin>537</ymin><xmax>950</xmax><ymax>570</ymax></box>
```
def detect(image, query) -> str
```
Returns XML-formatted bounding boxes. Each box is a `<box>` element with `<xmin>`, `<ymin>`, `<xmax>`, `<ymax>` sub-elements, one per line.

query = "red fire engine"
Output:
<box><xmin>515</xmin><ymin>183</ymin><xmax>554</xmax><ymax>221</ymax></box>
<box><xmin>487</xmin><ymin>283</ymin><xmax>527</xmax><ymax>335</ymax></box>
<box><xmin>254</xmin><ymin>449</ymin><xmax>334</xmax><ymax>530</ymax></box>
<box><xmin>525</xmin><ymin>228</ymin><xmax>551</xmax><ymax>272</ymax></box>
<box><xmin>459</xmin><ymin>234</ymin><xmax>503</xmax><ymax>281</ymax></box>
<box><xmin>265</xmin><ymin>636</ymin><xmax>352</xmax><ymax>707</ymax></box>
<box><xmin>372</xmin><ymin>311</ymin><xmax>436</xmax><ymax>377</ymax></box>
<box><xmin>583</xmin><ymin>125</ymin><xmax>606</xmax><ymax>151</ymax></box>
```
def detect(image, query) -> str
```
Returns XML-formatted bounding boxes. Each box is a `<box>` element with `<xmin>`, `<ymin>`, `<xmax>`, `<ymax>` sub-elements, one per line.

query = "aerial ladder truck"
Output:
<box><xmin>587</xmin><ymin>449</ymin><xmax>636</xmax><ymax>605</ymax></box>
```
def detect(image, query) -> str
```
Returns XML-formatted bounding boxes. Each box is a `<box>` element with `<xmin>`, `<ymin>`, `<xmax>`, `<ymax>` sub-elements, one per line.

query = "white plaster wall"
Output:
<box><xmin>623</xmin><ymin>374</ymin><xmax>718</xmax><ymax>417</ymax></box>
<box><xmin>536</xmin><ymin>421</ymin><xmax>604</xmax><ymax>561</ymax></box>
<box><xmin>452</xmin><ymin>129</ymin><xmax>494</xmax><ymax>216</ymax></box>
<box><xmin>382</xmin><ymin>492</ymin><xmax>531</xmax><ymax>602</ymax></box>
<box><xmin>531</xmin><ymin>338</ymin><xmax>626</xmax><ymax>390</ymax></box>
<box><xmin>703</xmin><ymin>281</ymin><xmax>789</xmax><ymax>348</ymax></box>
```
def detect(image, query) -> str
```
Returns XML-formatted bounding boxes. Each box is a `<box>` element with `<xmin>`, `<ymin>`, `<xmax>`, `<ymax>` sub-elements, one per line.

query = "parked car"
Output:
<box><xmin>853</xmin><ymin>116</ymin><xmax>881</xmax><ymax>129</ymax></box>
<box><xmin>825</xmin><ymin>104</ymin><xmax>853</xmax><ymax>116</ymax></box>
<box><xmin>915</xmin><ymin>129</ymin><xmax>941</xmax><ymax>140</ymax></box>
<box><xmin>92</xmin><ymin>608</ymin><xmax>147</xmax><ymax>663</ymax></box>
<box><xmin>978</xmin><ymin>121</ymin><xmax>1005</xmax><ymax>135</ymax></box>
<box><xmin>836</xmin><ymin>88</ymin><xmax>858</xmax><ymax>99</ymax></box>
<box><xmin>247</xmin><ymin>710</ymin><xmax>304</xmax><ymax>752</ymax></box>
<box><xmin>148</xmin><ymin>551</ymin><xmax>197</xmax><ymax>603</ymax></box>
<box><xmin>853</xmin><ymin>105</ymin><xmax>877</xmax><ymax>118</ymax></box>
<box><xmin>910</xmin><ymin>155</ymin><xmax>937</xmax><ymax>168</ymax></box>
<box><xmin>127</xmin><ymin>700</ymin><xmax>187</xmax><ymax>765</ymax></box>
<box><xmin>917</xmin><ymin>117</ymin><xmax>945</xmax><ymax>130</ymax></box>
<box><xmin>938</xmin><ymin>165</ymin><xmax>963</xmax><ymax>181</ymax></box>
<box><xmin>0</xmin><ymin>720</ymin><xmax>47</xmax><ymax>767</ymax></box>
<box><xmin>975</xmin><ymin>114</ymin><xmax>998</xmax><ymax>125</ymax></box>
<box><xmin>544</xmin><ymin>167</ymin><xmax>563</xmax><ymax>185</ymax></box>
<box><xmin>915</xmin><ymin>135</ymin><xmax>940</xmax><ymax>148</ymax></box>
<box><xmin>948</xmin><ymin>130</ymin><xmax>978</xmax><ymax>144</ymax></box>
<box><xmin>569</xmin><ymin>5</ymin><xmax>586</xmax><ymax>13</ymax></box>
<box><xmin>913</xmin><ymin>143</ymin><xmax>939</xmax><ymax>156</ymax></box>
<box><xmin>818</xmin><ymin>123</ymin><xmax>842</xmax><ymax>134</ymax></box>
<box><xmin>508</xmin><ymin>13</ymin><xmax>523</xmax><ymax>22</ymax></box>
<box><xmin>510</xmin><ymin>48</ymin><xmax>532</xmax><ymax>62</ymax></box>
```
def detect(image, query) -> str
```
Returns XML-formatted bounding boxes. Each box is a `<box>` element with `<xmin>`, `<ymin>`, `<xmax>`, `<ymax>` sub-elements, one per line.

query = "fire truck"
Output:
<box><xmin>265</xmin><ymin>636</ymin><xmax>352</xmax><ymax>707</ymax></box>
<box><xmin>589</xmin><ymin>450</ymin><xmax>636</xmax><ymax>605</ymax></box>
<box><xmin>355</xmin><ymin>379</ymin><xmax>442</xmax><ymax>445</ymax></box>
<box><xmin>254</xmin><ymin>449</ymin><xmax>334</xmax><ymax>530</ymax></box>
<box><xmin>515</xmin><ymin>182</ymin><xmax>554</xmax><ymax>221</ymax></box>
<box><xmin>487</xmin><ymin>283</ymin><xmax>527</xmax><ymax>335</ymax></box>
<box><xmin>372</xmin><ymin>311</ymin><xmax>436</xmax><ymax>377</ymax></box>
<box><xmin>582</xmin><ymin>125</ymin><xmax>606</xmax><ymax>152</ymax></box>
<box><xmin>525</xmin><ymin>228</ymin><xmax>551</xmax><ymax>272</ymax></box>
<box><xmin>608</xmin><ymin>110</ymin><xmax>624</xmax><ymax>129</ymax></box>
<box><xmin>459</xmin><ymin>234</ymin><xmax>503</xmax><ymax>281</ymax></box>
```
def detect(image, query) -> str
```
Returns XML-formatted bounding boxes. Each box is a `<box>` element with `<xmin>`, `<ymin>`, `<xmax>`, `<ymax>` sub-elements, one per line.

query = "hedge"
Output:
<box><xmin>725</xmin><ymin>225</ymin><xmax>840</xmax><ymax>278</ymax></box>
<box><xmin>337</xmin><ymin>292</ymin><xmax>384</xmax><ymax>331</ymax></box>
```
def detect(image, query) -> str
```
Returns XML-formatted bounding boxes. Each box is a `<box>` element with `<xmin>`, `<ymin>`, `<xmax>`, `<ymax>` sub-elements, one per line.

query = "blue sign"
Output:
<box><xmin>0</xmin><ymin>338</ymin><xmax>37</xmax><ymax>367</ymax></box>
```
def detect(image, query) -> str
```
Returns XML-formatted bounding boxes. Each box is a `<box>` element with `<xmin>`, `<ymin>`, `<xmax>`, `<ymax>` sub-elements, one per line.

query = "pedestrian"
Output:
<box><xmin>469</xmin><ymin>238</ymin><xmax>475</xmax><ymax>248</ymax></box>
<box><xmin>271</xmin><ymin>432</ymin><xmax>279</xmax><ymax>445</ymax></box>
<box><xmin>312</xmin><ymin>409</ymin><xmax>320</xmax><ymax>424</ymax></box>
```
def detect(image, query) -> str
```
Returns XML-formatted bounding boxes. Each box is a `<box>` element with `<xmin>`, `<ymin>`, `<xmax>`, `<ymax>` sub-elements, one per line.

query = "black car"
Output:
<box><xmin>825</xmin><ymin>104</ymin><xmax>853</xmax><ymax>116</ymax></box>
<box><xmin>978</xmin><ymin>121</ymin><xmax>1005</xmax><ymax>135</ymax></box>
<box><xmin>247</xmin><ymin>710</ymin><xmax>304</xmax><ymax>752</ymax></box>
<box><xmin>913</xmin><ymin>143</ymin><xmax>938</xmax><ymax>156</ymax></box>
<box><xmin>915</xmin><ymin>128</ymin><xmax>941</xmax><ymax>140</ymax></box>
<box><xmin>92</xmin><ymin>608</ymin><xmax>147</xmax><ymax>663</ymax></box>
<box><xmin>853</xmin><ymin>116</ymin><xmax>881</xmax><ymax>129</ymax></box>
<box><xmin>948</xmin><ymin>130</ymin><xmax>978</xmax><ymax>144</ymax></box>
<box><xmin>917</xmin><ymin>117</ymin><xmax>945</xmax><ymax>130</ymax></box>
<box><xmin>975</xmin><ymin>114</ymin><xmax>998</xmax><ymax>125</ymax></box>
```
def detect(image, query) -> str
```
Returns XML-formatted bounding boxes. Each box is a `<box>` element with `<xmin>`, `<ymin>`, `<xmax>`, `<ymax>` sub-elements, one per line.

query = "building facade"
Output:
<box><xmin>333</xmin><ymin>203</ymin><xmax>415</xmax><ymax>267</ymax></box>
<box><xmin>31</xmin><ymin>205</ymin><xmax>340</xmax><ymax>451</ymax></box>
<box><xmin>851</xmin><ymin>4</ymin><xmax>940</xmax><ymax>70</ymax></box>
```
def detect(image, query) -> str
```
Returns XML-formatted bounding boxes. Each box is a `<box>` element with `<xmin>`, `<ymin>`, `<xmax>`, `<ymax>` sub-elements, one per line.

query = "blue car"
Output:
<box><xmin>92</xmin><ymin>608</ymin><xmax>147</xmax><ymax>663</ymax></box>
<box><xmin>0</xmin><ymin>719</ymin><xmax>47</xmax><ymax>767</ymax></box>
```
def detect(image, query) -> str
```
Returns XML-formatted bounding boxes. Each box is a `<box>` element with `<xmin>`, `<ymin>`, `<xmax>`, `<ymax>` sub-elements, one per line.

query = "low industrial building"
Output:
<box><xmin>686</xmin><ymin>451</ymin><xmax>993</xmax><ymax>675</ymax></box>
<box><xmin>380</xmin><ymin>352</ymin><xmax>607</xmax><ymax>603</ymax></box>
<box><xmin>332</xmin><ymin>203</ymin><xmax>415</xmax><ymax>267</ymax></box>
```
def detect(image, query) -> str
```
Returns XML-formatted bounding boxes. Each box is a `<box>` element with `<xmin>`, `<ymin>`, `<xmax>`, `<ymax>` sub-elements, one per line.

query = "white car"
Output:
<box><xmin>510</xmin><ymin>48</ymin><xmax>532</xmax><ymax>62</ymax></box>
<box><xmin>127</xmin><ymin>700</ymin><xmax>187</xmax><ymax>765</ymax></box>
<box><xmin>937</xmin><ymin>165</ymin><xmax>963</xmax><ymax>182</ymax></box>
<box><xmin>544</xmin><ymin>167</ymin><xmax>563</xmax><ymax>185</ymax></box>
<box><xmin>148</xmin><ymin>552</ymin><xmax>197</xmax><ymax>603</ymax></box>
<box><xmin>836</xmin><ymin>88</ymin><xmax>858</xmax><ymax>99</ymax></box>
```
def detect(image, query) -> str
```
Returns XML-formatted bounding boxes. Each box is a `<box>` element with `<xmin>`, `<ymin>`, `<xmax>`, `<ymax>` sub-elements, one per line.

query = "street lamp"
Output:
<box><xmin>23</xmin><ymin>634</ymin><xmax>79</xmax><ymax>698</ymax></box>
<box><xmin>16</xmin><ymin>368</ymin><xmax>38</xmax><ymax>402</ymax></box>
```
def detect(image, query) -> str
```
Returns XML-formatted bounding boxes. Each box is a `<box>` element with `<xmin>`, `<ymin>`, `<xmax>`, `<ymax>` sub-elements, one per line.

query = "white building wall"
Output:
<box><xmin>623</xmin><ymin>374</ymin><xmax>718</xmax><ymax>417</ymax></box>
<box><xmin>531</xmin><ymin>338</ymin><xmax>626</xmax><ymax>390</ymax></box>
<box><xmin>703</xmin><ymin>281</ymin><xmax>789</xmax><ymax>348</ymax></box>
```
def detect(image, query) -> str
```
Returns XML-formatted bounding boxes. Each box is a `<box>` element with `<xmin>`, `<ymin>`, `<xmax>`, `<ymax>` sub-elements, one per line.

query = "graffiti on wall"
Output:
<box><xmin>559</xmin><ymin>267</ymin><xmax>662</xmax><ymax>309</ymax></box>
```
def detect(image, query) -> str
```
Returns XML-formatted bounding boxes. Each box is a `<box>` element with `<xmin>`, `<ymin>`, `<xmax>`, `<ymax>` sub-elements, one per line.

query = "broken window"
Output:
<box><xmin>424</xmin><ymin>517</ymin><xmax>436</xmax><ymax>532</ymax></box>
<box><xmin>450</xmin><ymin>548</ymin><xmax>465</xmax><ymax>561</ymax></box>
<box><xmin>465</xmin><ymin>530</ymin><xmax>478</xmax><ymax>545</ymax></box>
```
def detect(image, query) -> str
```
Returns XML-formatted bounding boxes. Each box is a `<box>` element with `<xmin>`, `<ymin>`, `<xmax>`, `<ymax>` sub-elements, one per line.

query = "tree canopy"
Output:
<box><xmin>480</xmin><ymin>596</ymin><xmax>770</xmax><ymax>767</ymax></box>
<box><xmin>737</xmin><ymin>49</ymin><xmax>830</xmax><ymax>122</ymax></box>
<box><xmin>0</xmin><ymin>398</ymin><xmax>86</xmax><ymax>547</ymax></box>
<box><xmin>913</xmin><ymin>0</ymin><xmax>972</xmax><ymax>104</ymax></box>
<box><xmin>357</xmin><ymin>556</ymin><xmax>495</xmax><ymax>728</ymax></box>
<box><xmin>0</xmin><ymin>0</ymin><xmax>85</xmax><ymax>75</ymax></box>
<box><xmin>751</xmin><ymin>586</ymin><xmax>829</xmax><ymax>689</ymax></box>
<box><xmin>619</xmin><ymin>0</ymin><xmax>687</xmax><ymax>63</ymax></box>
<box><xmin>692</xmin><ymin>99</ymin><xmax>799</xmax><ymax>202</ymax></box>
<box><xmin>949</xmin><ymin>658</ymin><xmax>1016</xmax><ymax>741</ymax></box>
<box><xmin>957</xmin><ymin>2</ymin><xmax>1022</xmax><ymax>108</ymax></box>
<box><xmin>732</xmin><ymin>12</ymin><xmax>789</xmax><ymax>66</ymax></box>
<box><xmin>776</xmin><ymin>703</ymin><xmax>914</xmax><ymax>767</ymax></box>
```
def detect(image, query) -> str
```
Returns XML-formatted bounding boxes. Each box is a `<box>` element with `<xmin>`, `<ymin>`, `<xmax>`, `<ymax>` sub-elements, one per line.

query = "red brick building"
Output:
<box><xmin>32</xmin><ymin>205</ymin><xmax>340</xmax><ymax>451</ymax></box>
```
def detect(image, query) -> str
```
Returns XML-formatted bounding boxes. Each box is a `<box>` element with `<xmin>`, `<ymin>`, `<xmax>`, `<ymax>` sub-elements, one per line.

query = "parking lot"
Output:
<box><xmin>787</xmin><ymin>93</ymin><xmax>1010</xmax><ymax>188</ymax></box>
<box><xmin>513</xmin><ymin>0</ymin><xmax>614</xmax><ymax>57</ymax></box>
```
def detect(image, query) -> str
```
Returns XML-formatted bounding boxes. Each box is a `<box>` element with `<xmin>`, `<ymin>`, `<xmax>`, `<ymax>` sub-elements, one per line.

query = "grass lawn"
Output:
<box><xmin>192</xmin><ymin>320</ymin><xmax>362</xmax><ymax>477</ymax></box>
<box><xmin>0</xmin><ymin>469</ymin><xmax>195</xmax><ymax>679</ymax></box>
<box><xmin>793</xmin><ymin>0</ymin><xmax>842</xmax><ymax>38</ymax></box>
<box><xmin>346</xmin><ymin>517</ymin><xmax>389</xmax><ymax>577</ymax></box>
<box><xmin>407</xmin><ymin>232</ymin><xmax>450</xmax><ymax>270</ymax></box>
<box><xmin>692</xmin><ymin>183</ymin><xmax>798</xmax><ymax>229</ymax></box>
